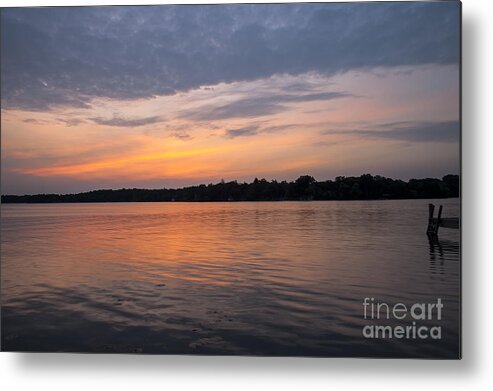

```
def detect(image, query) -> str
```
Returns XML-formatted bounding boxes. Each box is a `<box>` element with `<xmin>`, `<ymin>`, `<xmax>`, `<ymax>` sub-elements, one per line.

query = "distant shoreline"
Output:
<box><xmin>0</xmin><ymin>198</ymin><xmax>461</xmax><ymax>205</ymax></box>
<box><xmin>1</xmin><ymin>174</ymin><xmax>460</xmax><ymax>204</ymax></box>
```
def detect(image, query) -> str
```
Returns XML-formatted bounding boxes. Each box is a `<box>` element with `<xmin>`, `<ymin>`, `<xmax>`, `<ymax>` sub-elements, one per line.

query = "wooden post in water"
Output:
<box><xmin>435</xmin><ymin>204</ymin><xmax>443</xmax><ymax>236</ymax></box>
<box><xmin>427</xmin><ymin>203</ymin><xmax>458</xmax><ymax>238</ymax></box>
<box><xmin>427</xmin><ymin>203</ymin><xmax>436</xmax><ymax>237</ymax></box>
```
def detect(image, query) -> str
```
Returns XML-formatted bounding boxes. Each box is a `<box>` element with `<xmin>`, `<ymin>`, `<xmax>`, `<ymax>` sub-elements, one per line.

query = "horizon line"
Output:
<box><xmin>1</xmin><ymin>172</ymin><xmax>460</xmax><ymax>198</ymax></box>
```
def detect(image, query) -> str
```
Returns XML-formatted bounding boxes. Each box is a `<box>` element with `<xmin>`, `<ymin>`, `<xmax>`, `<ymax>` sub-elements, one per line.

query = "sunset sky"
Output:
<box><xmin>1</xmin><ymin>2</ymin><xmax>460</xmax><ymax>195</ymax></box>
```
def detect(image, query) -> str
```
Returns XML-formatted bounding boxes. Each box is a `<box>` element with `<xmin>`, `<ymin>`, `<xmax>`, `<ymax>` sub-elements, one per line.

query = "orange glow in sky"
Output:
<box><xmin>1</xmin><ymin>67</ymin><xmax>459</xmax><ymax>194</ymax></box>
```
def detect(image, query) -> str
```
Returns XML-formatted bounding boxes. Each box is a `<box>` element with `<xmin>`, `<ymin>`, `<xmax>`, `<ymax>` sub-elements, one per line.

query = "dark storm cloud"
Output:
<box><xmin>182</xmin><ymin>91</ymin><xmax>351</xmax><ymax>121</ymax></box>
<box><xmin>90</xmin><ymin>115</ymin><xmax>164</xmax><ymax>127</ymax></box>
<box><xmin>1</xmin><ymin>2</ymin><xmax>460</xmax><ymax>111</ymax></box>
<box><xmin>328</xmin><ymin>121</ymin><xmax>460</xmax><ymax>143</ymax></box>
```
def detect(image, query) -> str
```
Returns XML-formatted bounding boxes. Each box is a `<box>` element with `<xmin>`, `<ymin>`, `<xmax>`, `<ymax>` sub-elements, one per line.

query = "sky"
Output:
<box><xmin>1</xmin><ymin>2</ymin><xmax>460</xmax><ymax>195</ymax></box>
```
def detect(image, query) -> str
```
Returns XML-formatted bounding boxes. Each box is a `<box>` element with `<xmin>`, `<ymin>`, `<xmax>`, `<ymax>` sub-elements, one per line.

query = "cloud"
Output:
<box><xmin>261</xmin><ymin>124</ymin><xmax>298</xmax><ymax>133</ymax></box>
<box><xmin>224</xmin><ymin>123</ymin><xmax>299</xmax><ymax>138</ymax></box>
<box><xmin>1</xmin><ymin>3</ymin><xmax>460</xmax><ymax>111</ymax></box>
<box><xmin>23</xmin><ymin>118</ymin><xmax>46</xmax><ymax>125</ymax></box>
<box><xmin>225</xmin><ymin>125</ymin><xmax>260</xmax><ymax>138</ymax></box>
<box><xmin>172</xmin><ymin>132</ymin><xmax>192</xmax><ymax>140</ymax></box>
<box><xmin>327</xmin><ymin>121</ymin><xmax>460</xmax><ymax>143</ymax></box>
<box><xmin>188</xmin><ymin>98</ymin><xmax>283</xmax><ymax>121</ymax></box>
<box><xmin>182</xmin><ymin>91</ymin><xmax>350</xmax><ymax>121</ymax></box>
<box><xmin>57</xmin><ymin>118</ymin><xmax>86</xmax><ymax>127</ymax></box>
<box><xmin>89</xmin><ymin>115</ymin><xmax>164</xmax><ymax>128</ymax></box>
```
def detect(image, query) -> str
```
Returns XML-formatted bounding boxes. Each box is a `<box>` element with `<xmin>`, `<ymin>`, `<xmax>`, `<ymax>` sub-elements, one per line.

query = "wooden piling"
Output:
<box><xmin>427</xmin><ymin>203</ymin><xmax>437</xmax><ymax>237</ymax></box>
<box><xmin>426</xmin><ymin>203</ymin><xmax>459</xmax><ymax>238</ymax></box>
<box><xmin>435</xmin><ymin>205</ymin><xmax>443</xmax><ymax>235</ymax></box>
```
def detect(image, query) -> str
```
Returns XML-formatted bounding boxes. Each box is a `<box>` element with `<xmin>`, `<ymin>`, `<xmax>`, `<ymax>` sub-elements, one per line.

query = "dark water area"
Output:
<box><xmin>1</xmin><ymin>199</ymin><xmax>460</xmax><ymax>357</ymax></box>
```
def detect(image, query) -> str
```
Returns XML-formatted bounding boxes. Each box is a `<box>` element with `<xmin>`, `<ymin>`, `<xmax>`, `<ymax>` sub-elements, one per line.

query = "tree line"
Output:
<box><xmin>1</xmin><ymin>174</ymin><xmax>459</xmax><ymax>203</ymax></box>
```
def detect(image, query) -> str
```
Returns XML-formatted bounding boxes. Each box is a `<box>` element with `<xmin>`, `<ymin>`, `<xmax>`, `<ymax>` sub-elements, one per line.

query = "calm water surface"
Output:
<box><xmin>1</xmin><ymin>200</ymin><xmax>460</xmax><ymax>357</ymax></box>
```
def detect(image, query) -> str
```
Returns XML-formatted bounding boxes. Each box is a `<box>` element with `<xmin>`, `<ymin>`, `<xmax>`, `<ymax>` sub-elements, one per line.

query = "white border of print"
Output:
<box><xmin>1</xmin><ymin>0</ymin><xmax>492</xmax><ymax>391</ymax></box>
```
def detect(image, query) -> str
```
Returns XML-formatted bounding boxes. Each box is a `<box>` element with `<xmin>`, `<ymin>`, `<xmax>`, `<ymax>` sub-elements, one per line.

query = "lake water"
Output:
<box><xmin>1</xmin><ymin>199</ymin><xmax>460</xmax><ymax>357</ymax></box>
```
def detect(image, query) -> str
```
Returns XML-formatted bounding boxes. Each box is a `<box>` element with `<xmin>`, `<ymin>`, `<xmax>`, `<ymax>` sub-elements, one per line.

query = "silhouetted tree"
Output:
<box><xmin>1</xmin><ymin>174</ymin><xmax>460</xmax><ymax>203</ymax></box>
